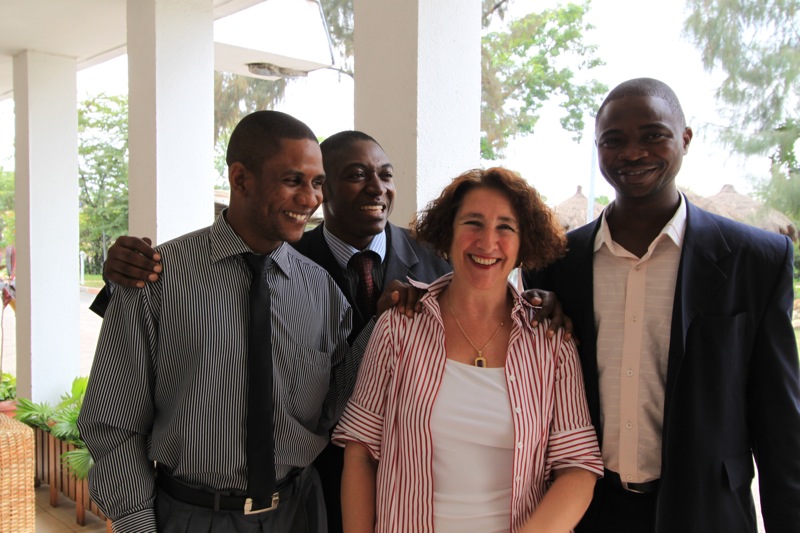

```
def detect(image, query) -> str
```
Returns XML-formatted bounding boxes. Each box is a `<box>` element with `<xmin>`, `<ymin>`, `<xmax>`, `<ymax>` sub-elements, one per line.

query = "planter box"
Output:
<box><xmin>33</xmin><ymin>428</ymin><xmax>111</xmax><ymax>531</ymax></box>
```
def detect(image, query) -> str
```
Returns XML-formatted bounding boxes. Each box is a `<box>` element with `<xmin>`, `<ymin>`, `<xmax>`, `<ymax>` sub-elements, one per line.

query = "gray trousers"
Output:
<box><xmin>155</xmin><ymin>468</ymin><xmax>328</xmax><ymax>533</ymax></box>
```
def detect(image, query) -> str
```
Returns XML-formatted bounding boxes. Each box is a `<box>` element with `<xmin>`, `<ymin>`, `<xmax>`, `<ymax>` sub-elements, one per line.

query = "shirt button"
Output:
<box><xmin>515</xmin><ymin>475</ymin><xmax>523</xmax><ymax>482</ymax></box>
<box><xmin>632</xmin><ymin>313</ymin><xmax>638</xmax><ymax>322</ymax></box>
<box><xmin>626</xmin><ymin>422</ymin><xmax>633</xmax><ymax>429</ymax></box>
<box><xmin>634</xmin><ymin>265</ymin><xmax>641</xmax><ymax>271</ymax></box>
<box><xmin>509</xmin><ymin>375</ymin><xmax>516</xmax><ymax>382</ymax></box>
<box><xmin>626</xmin><ymin>369</ymin><xmax>634</xmax><ymax>377</ymax></box>
<box><xmin>517</xmin><ymin>441</ymin><xmax>523</xmax><ymax>449</ymax></box>
<box><xmin>514</xmin><ymin>407</ymin><xmax>522</xmax><ymax>414</ymax></box>
<box><xmin>626</xmin><ymin>474</ymin><xmax>633</xmax><ymax>481</ymax></box>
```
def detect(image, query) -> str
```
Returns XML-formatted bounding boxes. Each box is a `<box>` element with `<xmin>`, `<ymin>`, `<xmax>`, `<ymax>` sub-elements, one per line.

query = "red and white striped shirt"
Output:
<box><xmin>333</xmin><ymin>274</ymin><xmax>603</xmax><ymax>532</ymax></box>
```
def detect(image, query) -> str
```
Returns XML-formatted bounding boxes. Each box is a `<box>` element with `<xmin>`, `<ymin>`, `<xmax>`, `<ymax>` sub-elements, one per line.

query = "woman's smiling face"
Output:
<box><xmin>449</xmin><ymin>186</ymin><xmax>520</xmax><ymax>292</ymax></box>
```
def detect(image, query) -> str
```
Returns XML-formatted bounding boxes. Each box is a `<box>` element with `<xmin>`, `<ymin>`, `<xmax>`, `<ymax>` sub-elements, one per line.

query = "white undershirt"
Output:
<box><xmin>431</xmin><ymin>359</ymin><xmax>515</xmax><ymax>533</ymax></box>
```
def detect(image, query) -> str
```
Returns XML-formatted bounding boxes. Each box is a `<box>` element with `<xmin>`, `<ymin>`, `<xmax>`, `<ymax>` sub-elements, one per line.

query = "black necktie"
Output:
<box><xmin>241</xmin><ymin>253</ymin><xmax>276</xmax><ymax>510</ymax></box>
<box><xmin>350</xmin><ymin>251</ymin><xmax>379</xmax><ymax>318</ymax></box>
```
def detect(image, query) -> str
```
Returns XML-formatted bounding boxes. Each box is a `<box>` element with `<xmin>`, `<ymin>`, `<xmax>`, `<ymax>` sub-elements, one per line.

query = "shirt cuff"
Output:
<box><xmin>111</xmin><ymin>508</ymin><xmax>157</xmax><ymax>533</ymax></box>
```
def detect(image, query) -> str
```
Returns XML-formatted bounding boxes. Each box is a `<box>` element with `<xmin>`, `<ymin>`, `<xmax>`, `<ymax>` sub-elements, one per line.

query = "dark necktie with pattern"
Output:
<box><xmin>350</xmin><ymin>251</ymin><xmax>379</xmax><ymax>318</ymax></box>
<box><xmin>241</xmin><ymin>253</ymin><xmax>276</xmax><ymax>512</ymax></box>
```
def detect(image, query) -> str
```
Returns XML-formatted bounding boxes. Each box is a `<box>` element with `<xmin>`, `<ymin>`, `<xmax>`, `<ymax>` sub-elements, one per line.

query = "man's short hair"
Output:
<box><xmin>597</xmin><ymin>78</ymin><xmax>686</xmax><ymax>128</ymax></box>
<box><xmin>226</xmin><ymin>110</ymin><xmax>317</xmax><ymax>172</ymax></box>
<box><xmin>319</xmin><ymin>131</ymin><xmax>383</xmax><ymax>176</ymax></box>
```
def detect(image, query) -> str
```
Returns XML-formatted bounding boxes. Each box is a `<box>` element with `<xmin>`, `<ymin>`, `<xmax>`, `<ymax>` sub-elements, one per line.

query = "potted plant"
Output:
<box><xmin>14</xmin><ymin>376</ymin><xmax>104</xmax><ymax>527</ymax></box>
<box><xmin>0</xmin><ymin>371</ymin><xmax>16</xmax><ymax>417</ymax></box>
<box><xmin>15</xmin><ymin>376</ymin><xmax>93</xmax><ymax>478</ymax></box>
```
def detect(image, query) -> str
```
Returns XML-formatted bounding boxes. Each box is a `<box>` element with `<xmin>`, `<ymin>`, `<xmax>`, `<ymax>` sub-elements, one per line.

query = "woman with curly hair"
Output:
<box><xmin>333</xmin><ymin>167</ymin><xmax>602</xmax><ymax>532</ymax></box>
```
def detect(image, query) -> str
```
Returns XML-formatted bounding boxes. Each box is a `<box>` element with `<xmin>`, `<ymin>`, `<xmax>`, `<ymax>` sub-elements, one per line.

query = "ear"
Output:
<box><xmin>228</xmin><ymin>162</ymin><xmax>249</xmax><ymax>194</ymax></box>
<box><xmin>682</xmin><ymin>127</ymin><xmax>693</xmax><ymax>154</ymax></box>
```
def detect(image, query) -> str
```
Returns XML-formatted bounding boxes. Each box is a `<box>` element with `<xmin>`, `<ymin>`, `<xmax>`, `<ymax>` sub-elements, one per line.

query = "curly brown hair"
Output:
<box><xmin>413</xmin><ymin>167</ymin><xmax>566</xmax><ymax>271</ymax></box>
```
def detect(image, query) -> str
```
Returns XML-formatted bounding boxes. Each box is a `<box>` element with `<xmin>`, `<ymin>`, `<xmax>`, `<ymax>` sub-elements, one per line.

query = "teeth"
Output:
<box><xmin>285</xmin><ymin>211</ymin><xmax>308</xmax><ymax>222</ymax></box>
<box><xmin>621</xmin><ymin>168</ymin><xmax>652</xmax><ymax>176</ymax></box>
<box><xmin>361</xmin><ymin>205</ymin><xmax>383</xmax><ymax>212</ymax></box>
<box><xmin>470</xmin><ymin>255</ymin><xmax>499</xmax><ymax>266</ymax></box>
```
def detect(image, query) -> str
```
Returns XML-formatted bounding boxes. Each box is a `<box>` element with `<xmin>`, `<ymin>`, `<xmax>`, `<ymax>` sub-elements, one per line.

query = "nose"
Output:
<box><xmin>296</xmin><ymin>182</ymin><xmax>322</xmax><ymax>208</ymax></box>
<box><xmin>619</xmin><ymin>142</ymin><xmax>648</xmax><ymax>161</ymax></box>
<box><xmin>475</xmin><ymin>227</ymin><xmax>498</xmax><ymax>251</ymax></box>
<box><xmin>363</xmin><ymin>172</ymin><xmax>386</xmax><ymax>196</ymax></box>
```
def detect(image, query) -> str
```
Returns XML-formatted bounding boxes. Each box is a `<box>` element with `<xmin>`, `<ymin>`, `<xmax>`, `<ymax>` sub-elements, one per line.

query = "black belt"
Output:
<box><xmin>604</xmin><ymin>469</ymin><xmax>660</xmax><ymax>494</ymax></box>
<box><xmin>156</xmin><ymin>466</ymin><xmax>303</xmax><ymax>514</ymax></box>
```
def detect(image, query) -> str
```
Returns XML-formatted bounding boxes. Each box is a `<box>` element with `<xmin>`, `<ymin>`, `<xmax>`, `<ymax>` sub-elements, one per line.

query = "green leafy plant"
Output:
<box><xmin>13</xmin><ymin>397</ymin><xmax>54</xmax><ymax>431</ymax></box>
<box><xmin>0</xmin><ymin>372</ymin><xmax>15</xmax><ymax>401</ymax></box>
<box><xmin>14</xmin><ymin>376</ymin><xmax>94</xmax><ymax>479</ymax></box>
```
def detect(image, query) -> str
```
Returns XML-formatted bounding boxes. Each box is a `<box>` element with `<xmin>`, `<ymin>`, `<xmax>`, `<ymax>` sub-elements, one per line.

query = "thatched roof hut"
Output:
<box><xmin>554</xmin><ymin>186</ymin><xmax>604</xmax><ymax>231</ymax></box>
<box><xmin>695</xmin><ymin>184</ymin><xmax>797</xmax><ymax>241</ymax></box>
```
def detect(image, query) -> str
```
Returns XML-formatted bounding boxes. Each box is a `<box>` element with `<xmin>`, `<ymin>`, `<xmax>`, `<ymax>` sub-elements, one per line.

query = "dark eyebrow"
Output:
<box><xmin>458</xmin><ymin>212</ymin><xmax>518</xmax><ymax>224</ymax></box>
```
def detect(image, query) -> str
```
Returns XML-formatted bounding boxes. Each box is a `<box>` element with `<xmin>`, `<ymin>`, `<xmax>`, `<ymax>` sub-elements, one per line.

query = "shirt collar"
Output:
<box><xmin>410</xmin><ymin>273</ymin><xmax>538</xmax><ymax>331</ymax></box>
<box><xmin>209</xmin><ymin>210</ymin><xmax>292</xmax><ymax>277</ymax></box>
<box><xmin>322</xmin><ymin>223</ymin><xmax>387</xmax><ymax>269</ymax></box>
<box><xmin>594</xmin><ymin>193</ymin><xmax>688</xmax><ymax>254</ymax></box>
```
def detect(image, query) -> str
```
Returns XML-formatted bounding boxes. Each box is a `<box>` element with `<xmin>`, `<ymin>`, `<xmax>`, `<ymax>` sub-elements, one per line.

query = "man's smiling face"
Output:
<box><xmin>595</xmin><ymin>94</ymin><xmax>692</xmax><ymax>201</ymax></box>
<box><xmin>322</xmin><ymin>139</ymin><xmax>396</xmax><ymax>249</ymax></box>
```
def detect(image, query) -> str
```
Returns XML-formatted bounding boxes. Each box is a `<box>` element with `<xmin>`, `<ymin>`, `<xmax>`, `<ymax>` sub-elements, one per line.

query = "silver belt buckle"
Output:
<box><xmin>244</xmin><ymin>493</ymin><xmax>279</xmax><ymax>515</ymax></box>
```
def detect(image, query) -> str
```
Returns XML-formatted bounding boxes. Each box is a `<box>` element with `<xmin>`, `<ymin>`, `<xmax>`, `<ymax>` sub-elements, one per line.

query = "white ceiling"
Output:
<box><xmin>0</xmin><ymin>0</ymin><xmax>333</xmax><ymax>100</ymax></box>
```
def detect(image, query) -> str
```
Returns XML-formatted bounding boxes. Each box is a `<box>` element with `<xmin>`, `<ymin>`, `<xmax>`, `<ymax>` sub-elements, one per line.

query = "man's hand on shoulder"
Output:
<box><xmin>521</xmin><ymin>288</ymin><xmax>575</xmax><ymax>342</ymax></box>
<box><xmin>104</xmin><ymin>236</ymin><xmax>162</xmax><ymax>288</ymax></box>
<box><xmin>376</xmin><ymin>280</ymin><xmax>423</xmax><ymax>318</ymax></box>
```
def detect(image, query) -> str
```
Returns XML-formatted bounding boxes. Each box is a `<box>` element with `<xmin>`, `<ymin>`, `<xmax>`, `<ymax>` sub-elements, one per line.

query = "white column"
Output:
<box><xmin>13</xmin><ymin>51</ymin><xmax>80</xmax><ymax>403</ymax></box>
<box><xmin>354</xmin><ymin>0</ymin><xmax>482</xmax><ymax>226</ymax></box>
<box><xmin>127</xmin><ymin>0</ymin><xmax>215</xmax><ymax>242</ymax></box>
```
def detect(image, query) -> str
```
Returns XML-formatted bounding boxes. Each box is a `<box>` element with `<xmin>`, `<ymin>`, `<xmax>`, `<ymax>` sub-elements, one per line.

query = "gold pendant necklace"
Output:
<box><xmin>447</xmin><ymin>300</ymin><xmax>505</xmax><ymax>368</ymax></box>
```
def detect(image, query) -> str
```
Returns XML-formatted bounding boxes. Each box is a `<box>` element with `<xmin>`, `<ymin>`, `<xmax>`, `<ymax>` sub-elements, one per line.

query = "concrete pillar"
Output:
<box><xmin>13</xmin><ymin>51</ymin><xmax>79</xmax><ymax>403</ymax></box>
<box><xmin>353</xmin><ymin>0</ymin><xmax>481</xmax><ymax>226</ymax></box>
<box><xmin>127</xmin><ymin>0</ymin><xmax>215</xmax><ymax>242</ymax></box>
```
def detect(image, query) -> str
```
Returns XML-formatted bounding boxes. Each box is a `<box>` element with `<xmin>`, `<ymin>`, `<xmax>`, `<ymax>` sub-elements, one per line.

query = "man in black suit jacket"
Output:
<box><xmin>293</xmin><ymin>131</ymin><xmax>450</xmax><ymax>530</ymax></box>
<box><xmin>524</xmin><ymin>78</ymin><xmax>800</xmax><ymax>532</ymax></box>
<box><xmin>292</xmin><ymin>131</ymin><xmax>450</xmax><ymax>337</ymax></box>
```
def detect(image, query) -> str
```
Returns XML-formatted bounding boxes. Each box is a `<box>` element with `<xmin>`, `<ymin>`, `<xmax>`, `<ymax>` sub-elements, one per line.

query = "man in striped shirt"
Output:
<box><xmin>78</xmin><ymin>111</ymin><xmax>375</xmax><ymax>532</ymax></box>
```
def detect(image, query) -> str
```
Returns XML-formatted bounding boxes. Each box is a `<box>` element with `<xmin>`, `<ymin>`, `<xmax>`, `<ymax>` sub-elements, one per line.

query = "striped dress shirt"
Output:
<box><xmin>78</xmin><ymin>213</ymin><xmax>373</xmax><ymax>533</ymax></box>
<box><xmin>332</xmin><ymin>274</ymin><xmax>603</xmax><ymax>532</ymax></box>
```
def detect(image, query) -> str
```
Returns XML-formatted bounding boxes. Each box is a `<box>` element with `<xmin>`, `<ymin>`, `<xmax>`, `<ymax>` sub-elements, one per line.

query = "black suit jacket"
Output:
<box><xmin>525</xmin><ymin>202</ymin><xmax>800</xmax><ymax>532</ymax></box>
<box><xmin>291</xmin><ymin>222</ymin><xmax>451</xmax><ymax>335</ymax></box>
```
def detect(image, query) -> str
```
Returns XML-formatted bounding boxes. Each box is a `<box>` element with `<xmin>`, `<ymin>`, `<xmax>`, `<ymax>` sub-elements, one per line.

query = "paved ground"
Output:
<box><xmin>0</xmin><ymin>288</ymin><xmax>102</xmax><ymax>377</ymax></box>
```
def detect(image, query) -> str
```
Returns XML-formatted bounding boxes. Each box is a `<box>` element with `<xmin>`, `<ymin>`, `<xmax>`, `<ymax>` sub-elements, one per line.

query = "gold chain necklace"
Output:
<box><xmin>447</xmin><ymin>300</ymin><xmax>505</xmax><ymax>368</ymax></box>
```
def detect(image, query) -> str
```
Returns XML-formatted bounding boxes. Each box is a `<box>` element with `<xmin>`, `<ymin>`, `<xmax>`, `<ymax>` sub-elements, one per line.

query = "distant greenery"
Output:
<box><xmin>82</xmin><ymin>274</ymin><xmax>105</xmax><ymax>289</ymax></box>
<box><xmin>213</xmin><ymin>1</ymin><xmax>608</xmax><ymax>161</ymax></box>
<box><xmin>78</xmin><ymin>94</ymin><xmax>129</xmax><ymax>275</ymax></box>
<box><xmin>0</xmin><ymin>168</ymin><xmax>14</xmax><ymax>250</ymax></box>
<box><xmin>684</xmin><ymin>0</ymin><xmax>800</xmax><ymax>230</ymax></box>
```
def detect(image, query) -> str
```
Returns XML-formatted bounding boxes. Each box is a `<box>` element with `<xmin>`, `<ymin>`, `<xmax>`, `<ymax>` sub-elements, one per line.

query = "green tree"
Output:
<box><xmin>274</xmin><ymin>0</ymin><xmax>606</xmax><ymax>159</ymax></box>
<box><xmin>78</xmin><ymin>94</ymin><xmax>129</xmax><ymax>274</ymax></box>
<box><xmin>0</xmin><ymin>167</ymin><xmax>14</xmax><ymax>250</ymax></box>
<box><xmin>684</xmin><ymin>0</ymin><xmax>800</xmax><ymax>225</ymax></box>
<box><xmin>214</xmin><ymin>72</ymin><xmax>287</xmax><ymax>144</ymax></box>
<box><xmin>481</xmin><ymin>1</ymin><xmax>606</xmax><ymax>158</ymax></box>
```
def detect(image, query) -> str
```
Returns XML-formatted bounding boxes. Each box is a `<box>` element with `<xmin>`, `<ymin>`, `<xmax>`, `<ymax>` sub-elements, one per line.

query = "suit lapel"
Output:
<box><xmin>303</xmin><ymin>225</ymin><xmax>357</xmax><ymax>310</ymax></box>
<box><xmin>383</xmin><ymin>224</ymin><xmax>419</xmax><ymax>285</ymax></box>
<box><xmin>663</xmin><ymin>204</ymin><xmax>730</xmax><ymax>432</ymax></box>
<box><xmin>565</xmin><ymin>221</ymin><xmax>603</xmax><ymax>439</ymax></box>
